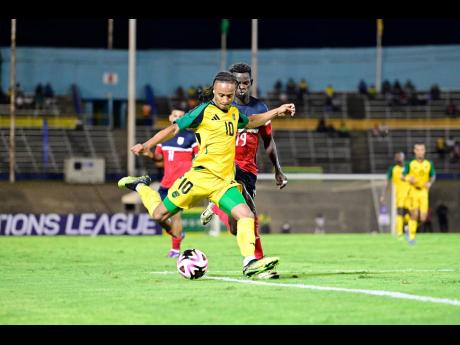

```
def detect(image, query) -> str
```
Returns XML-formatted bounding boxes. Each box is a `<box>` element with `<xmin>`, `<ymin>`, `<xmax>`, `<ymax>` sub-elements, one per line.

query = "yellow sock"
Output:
<box><xmin>236</xmin><ymin>218</ymin><xmax>256</xmax><ymax>257</ymax></box>
<box><xmin>396</xmin><ymin>215</ymin><xmax>404</xmax><ymax>237</ymax></box>
<box><xmin>408</xmin><ymin>219</ymin><xmax>417</xmax><ymax>241</ymax></box>
<box><xmin>136</xmin><ymin>185</ymin><xmax>162</xmax><ymax>217</ymax></box>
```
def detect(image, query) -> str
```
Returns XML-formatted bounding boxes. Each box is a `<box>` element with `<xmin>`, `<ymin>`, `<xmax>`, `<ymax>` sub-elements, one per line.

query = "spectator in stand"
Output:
<box><xmin>337</xmin><ymin>121</ymin><xmax>350</xmax><ymax>138</ymax></box>
<box><xmin>430</xmin><ymin>84</ymin><xmax>441</xmax><ymax>101</ymax></box>
<box><xmin>34</xmin><ymin>83</ymin><xmax>45</xmax><ymax>110</ymax></box>
<box><xmin>298</xmin><ymin>79</ymin><xmax>309</xmax><ymax>95</ymax></box>
<box><xmin>451</xmin><ymin>141</ymin><xmax>460</xmax><ymax>163</ymax></box>
<box><xmin>382</xmin><ymin>80</ymin><xmax>392</xmax><ymax>95</ymax></box>
<box><xmin>392</xmin><ymin>80</ymin><xmax>402</xmax><ymax>105</ymax></box>
<box><xmin>446</xmin><ymin>136</ymin><xmax>456</xmax><ymax>156</ymax></box>
<box><xmin>358</xmin><ymin>80</ymin><xmax>368</xmax><ymax>95</ymax></box>
<box><xmin>436</xmin><ymin>137</ymin><xmax>447</xmax><ymax>160</ymax></box>
<box><xmin>367</xmin><ymin>84</ymin><xmax>377</xmax><ymax>100</ymax></box>
<box><xmin>315</xmin><ymin>118</ymin><xmax>328</xmax><ymax>133</ymax></box>
<box><xmin>446</xmin><ymin>100</ymin><xmax>458</xmax><ymax>117</ymax></box>
<box><xmin>273</xmin><ymin>80</ymin><xmax>283</xmax><ymax>96</ymax></box>
<box><xmin>44</xmin><ymin>82</ymin><xmax>54</xmax><ymax>98</ymax></box>
<box><xmin>327</xmin><ymin>122</ymin><xmax>337</xmax><ymax>137</ymax></box>
<box><xmin>286</xmin><ymin>78</ymin><xmax>297</xmax><ymax>97</ymax></box>
<box><xmin>297</xmin><ymin>79</ymin><xmax>309</xmax><ymax>107</ymax></box>
<box><xmin>44</xmin><ymin>82</ymin><xmax>55</xmax><ymax>109</ymax></box>
<box><xmin>324</xmin><ymin>84</ymin><xmax>335</xmax><ymax>112</ymax></box>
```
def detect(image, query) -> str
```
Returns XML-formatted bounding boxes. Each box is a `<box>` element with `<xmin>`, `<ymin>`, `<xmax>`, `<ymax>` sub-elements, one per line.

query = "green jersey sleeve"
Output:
<box><xmin>402</xmin><ymin>161</ymin><xmax>411</xmax><ymax>176</ymax></box>
<box><xmin>386</xmin><ymin>166</ymin><xmax>393</xmax><ymax>180</ymax></box>
<box><xmin>429</xmin><ymin>160</ymin><xmax>436</xmax><ymax>177</ymax></box>
<box><xmin>237</xmin><ymin>111</ymin><xmax>249</xmax><ymax>129</ymax></box>
<box><xmin>175</xmin><ymin>102</ymin><xmax>209</xmax><ymax>130</ymax></box>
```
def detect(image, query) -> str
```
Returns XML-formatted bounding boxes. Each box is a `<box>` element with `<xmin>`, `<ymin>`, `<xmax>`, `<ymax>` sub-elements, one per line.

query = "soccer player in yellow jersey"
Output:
<box><xmin>118</xmin><ymin>71</ymin><xmax>296</xmax><ymax>277</ymax></box>
<box><xmin>401</xmin><ymin>143</ymin><xmax>436</xmax><ymax>245</ymax></box>
<box><xmin>380</xmin><ymin>152</ymin><xmax>411</xmax><ymax>239</ymax></box>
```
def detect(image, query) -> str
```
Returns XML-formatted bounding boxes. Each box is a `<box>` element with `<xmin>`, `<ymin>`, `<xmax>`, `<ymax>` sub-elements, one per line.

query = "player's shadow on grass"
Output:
<box><xmin>281</xmin><ymin>271</ymin><xmax>381</xmax><ymax>280</ymax></box>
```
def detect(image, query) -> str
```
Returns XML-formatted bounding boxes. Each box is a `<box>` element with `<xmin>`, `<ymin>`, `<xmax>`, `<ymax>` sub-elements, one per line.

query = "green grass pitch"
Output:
<box><xmin>1</xmin><ymin>233</ymin><xmax>460</xmax><ymax>324</ymax></box>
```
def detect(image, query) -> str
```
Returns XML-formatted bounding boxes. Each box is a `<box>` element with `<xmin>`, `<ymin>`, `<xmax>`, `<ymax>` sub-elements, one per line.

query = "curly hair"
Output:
<box><xmin>198</xmin><ymin>71</ymin><xmax>238</xmax><ymax>103</ymax></box>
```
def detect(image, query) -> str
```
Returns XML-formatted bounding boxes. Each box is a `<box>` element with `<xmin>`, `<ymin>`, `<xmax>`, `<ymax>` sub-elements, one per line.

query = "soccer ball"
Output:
<box><xmin>176</xmin><ymin>249</ymin><xmax>208</xmax><ymax>280</ymax></box>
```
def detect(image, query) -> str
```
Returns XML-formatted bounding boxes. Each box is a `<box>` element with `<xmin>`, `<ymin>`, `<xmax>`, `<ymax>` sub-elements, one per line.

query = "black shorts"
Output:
<box><xmin>158</xmin><ymin>186</ymin><xmax>169</xmax><ymax>201</ymax></box>
<box><xmin>235</xmin><ymin>165</ymin><xmax>257</xmax><ymax>200</ymax></box>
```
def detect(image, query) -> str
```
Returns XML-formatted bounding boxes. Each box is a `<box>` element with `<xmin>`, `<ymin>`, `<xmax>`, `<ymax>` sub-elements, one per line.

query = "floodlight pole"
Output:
<box><xmin>375</xmin><ymin>19</ymin><xmax>383</xmax><ymax>93</ymax></box>
<box><xmin>108</xmin><ymin>19</ymin><xmax>114</xmax><ymax>49</ymax></box>
<box><xmin>9</xmin><ymin>19</ymin><xmax>16</xmax><ymax>183</ymax></box>
<box><xmin>251</xmin><ymin>19</ymin><xmax>258</xmax><ymax>98</ymax></box>
<box><xmin>220</xmin><ymin>29</ymin><xmax>227</xmax><ymax>71</ymax></box>
<box><xmin>127</xmin><ymin>19</ymin><xmax>136</xmax><ymax>176</ymax></box>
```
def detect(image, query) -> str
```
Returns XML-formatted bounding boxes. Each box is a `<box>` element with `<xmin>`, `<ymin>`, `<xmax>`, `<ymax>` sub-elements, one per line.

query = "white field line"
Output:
<box><xmin>150</xmin><ymin>271</ymin><xmax>460</xmax><ymax>307</ymax></box>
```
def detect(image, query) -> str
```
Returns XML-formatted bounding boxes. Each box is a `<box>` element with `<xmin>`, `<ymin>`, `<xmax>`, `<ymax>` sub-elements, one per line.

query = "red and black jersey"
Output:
<box><xmin>154</xmin><ymin>130</ymin><xmax>198</xmax><ymax>188</ymax></box>
<box><xmin>234</xmin><ymin>97</ymin><xmax>271</xmax><ymax>176</ymax></box>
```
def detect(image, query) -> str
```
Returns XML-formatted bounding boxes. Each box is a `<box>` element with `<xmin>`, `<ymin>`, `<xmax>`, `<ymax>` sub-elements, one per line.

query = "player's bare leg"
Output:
<box><xmin>168</xmin><ymin>213</ymin><xmax>184</xmax><ymax>258</ymax></box>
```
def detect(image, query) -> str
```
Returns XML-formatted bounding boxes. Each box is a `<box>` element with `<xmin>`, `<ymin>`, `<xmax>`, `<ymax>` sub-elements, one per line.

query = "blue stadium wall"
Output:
<box><xmin>1</xmin><ymin>45</ymin><xmax>460</xmax><ymax>99</ymax></box>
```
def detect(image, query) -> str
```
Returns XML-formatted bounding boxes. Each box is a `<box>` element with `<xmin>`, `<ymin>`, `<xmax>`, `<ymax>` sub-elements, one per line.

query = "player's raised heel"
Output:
<box><xmin>243</xmin><ymin>256</ymin><xmax>279</xmax><ymax>277</ymax></box>
<box><xmin>117</xmin><ymin>175</ymin><xmax>152</xmax><ymax>191</ymax></box>
<box><xmin>200</xmin><ymin>205</ymin><xmax>215</xmax><ymax>226</ymax></box>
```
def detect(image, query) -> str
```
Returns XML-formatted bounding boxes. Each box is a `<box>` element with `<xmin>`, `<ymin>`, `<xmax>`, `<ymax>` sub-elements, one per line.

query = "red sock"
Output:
<box><xmin>254</xmin><ymin>215</ymin><xmax>264</xmax><ymax>259</ymax></box>
<box><xmin>171</xmin><ymin>234</ymin><xmax>182</xmax><ymax>250</ymax></box>
<box><xmin>212</xmin><ymin>204</ymin><xmax>230</xmax><ymax>230</ymax></box>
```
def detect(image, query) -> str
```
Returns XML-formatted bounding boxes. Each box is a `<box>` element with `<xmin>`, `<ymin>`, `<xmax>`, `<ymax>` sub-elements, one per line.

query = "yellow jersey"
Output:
<box><xmin>387</xmin><ymin>163</ymin><xmax>410</xmax><ymax>196</ymax></box>
<box><xmin>176</xmin><ymin>101</ymin><xmax>249</xmax><ymax>181</ymax></box>
<box><xmin>402</xmin><ymin>159</ymin><xmax>436</xmax><ymax>190</ymax></box>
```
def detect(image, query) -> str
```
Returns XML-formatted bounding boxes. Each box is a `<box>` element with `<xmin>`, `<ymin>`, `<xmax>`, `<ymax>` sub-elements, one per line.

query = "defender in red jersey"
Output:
<box><xmin>201</xmin><ymin>63</ymin><xmax>288</xmax><ymax>279</ymax></box>
<box><xmin>143</xmin><ymin>109</ymin><xmax>198</xmax><ymax>257</ymax></box>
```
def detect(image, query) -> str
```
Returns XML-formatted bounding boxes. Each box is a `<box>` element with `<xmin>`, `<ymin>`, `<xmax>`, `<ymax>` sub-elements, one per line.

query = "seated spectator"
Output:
<box><xmin>327</xmin><ymin>123</ymin><xmax>337</xmax><ymax>137</ymax></box>
<box><xmin>430</xmin><ymin>84</ymin><xmax>441</xmax><ymax>101</ymax></box>
<box><xmin>371</xmin><ymin>123</ymin><xmax>388</xmax><ymax>139</ymax></box>
<box><xmin>446</xmin><ymin>100</ymin><xmax>458</xmax><ymax>117</ymax></box>
<box><xmin>436</xmin><ymin>137</ymin><xmax>446</xmax><ymax>159</ymax></box>
<box><xmin>298</xmin><ymin>79</ymin><xmax>309</xmax><ymax>95</ymax></box>
<box><xmin>358</xmin><ymin>80</ymin><xmax>367</xmax><ymax>95</ymax></box>
<box><xmin>324</xmin><ymin>84</ymin><xmax>335</xmax><ymax>111</ymax></box>
<box><xmin>451</xmin><ymin>141</ymin><xmax>460</xmax><ymax>163</ymax></box>
<box><xmin>273</xmin><ymin>80</ymin><xmax>283</xmax><ymax>96</ymax></box>
<box><xmin>296</xmin><ymin>79</ymin><xmax>309</xmax><ymax>106</ymax></box>
<box><xmin>175</xmin><ymin>86</ymin><xmax>186</xmax><ymax>101</ymax></box>
<box><xmin>337</xmin><ymin>121</ymin><xmax>350</xmax><ymax>138</ymax></box>
<box><xmin>286</xmin><ymin>78</ymin><xmax>297</xmax><ymax>97</ymax></box>
<box><xmin>315</xmin><ymin>118</ymin><xmax>328</xmax><ymax>133</ymax></box>
<box><xmin>446</xmin><ymin>136</ymin><xmax>455</xmax><ymax>154</ymax></box>
<box><xmin>367</xmin><ymin>84</ymin><xmax>377</xmax><ymax>100</ymax></box>
<box><xmin>382</xmin><ymin>80</ymin><xmax>392</xmax><ymax>95</ymax></box>
<box><xmin>44</xmin><ymin>82</ymin><xmax>55</xmax><ymax>98</ymax></box>
<box><xmin>34</xmin><ymin>83</ymin><xmax>45</xmax><ymax>110</ymax></box>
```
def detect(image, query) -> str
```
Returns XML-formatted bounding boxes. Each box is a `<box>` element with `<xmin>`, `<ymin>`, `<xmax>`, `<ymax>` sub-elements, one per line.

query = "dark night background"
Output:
<box><xmin>0</xmin><ymin>19</ymin><xmax>460</xmax><ymax>49</ymax></box>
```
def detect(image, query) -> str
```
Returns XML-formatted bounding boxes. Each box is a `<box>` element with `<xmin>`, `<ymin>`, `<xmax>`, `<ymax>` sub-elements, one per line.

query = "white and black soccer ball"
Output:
<box><xmin>176</xmin><ymin>249</ymin><xmax>208</xmax><ymax>280</ymax></box>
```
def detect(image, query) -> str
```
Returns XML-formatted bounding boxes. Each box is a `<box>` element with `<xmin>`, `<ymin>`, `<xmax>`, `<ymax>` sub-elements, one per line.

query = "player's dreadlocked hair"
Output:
<box><xmin>229</xmin><ymin>63</ymin><xmax>252</xmax><ymax>78</ymax></box>
<box><xmin>198</xmin><ymin>71</ymin><xmax>238</xmax><ymax>103</ymax></box>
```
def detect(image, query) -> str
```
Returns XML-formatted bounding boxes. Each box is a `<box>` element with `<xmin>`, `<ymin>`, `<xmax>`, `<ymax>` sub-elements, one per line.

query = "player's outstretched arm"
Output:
<box><xmin>131</xmin><ymin>124</ymin><xmax>179</xmax><ymax>156</ymax></box>
<box><xmin>246</xmin><ymin>103</ymin><xmax>295</xmax><ymax>129</ymax></box>
<box><xmin>262</xmin><ymin>134</ymin><xmax>287</xmax><ymax>189</ymax></box>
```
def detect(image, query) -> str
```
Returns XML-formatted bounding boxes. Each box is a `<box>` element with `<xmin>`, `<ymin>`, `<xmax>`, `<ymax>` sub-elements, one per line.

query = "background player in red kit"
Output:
<box><xmin>201</xmin><ymin>63</ymin><xmax>288</xmax><ymax>278</ymax></box>
<box><xmin>143</xmin><ymin>109</ymin><xmax>198</xmax><ymax>257</ymax></box>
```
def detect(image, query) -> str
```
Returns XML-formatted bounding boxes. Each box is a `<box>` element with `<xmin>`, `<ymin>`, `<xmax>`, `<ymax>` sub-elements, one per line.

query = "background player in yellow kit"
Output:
<box><xmin>118</xmin><ymin>71</ymin><xmax>296</xmax><ymax>277</ymax></box>
<box><xmin>401</xmin><ymin>143</ymin><xmax>436</xmax><ymax>245</ymax></box>
<box><xmin>380</xmin><ymin>152</ymin><xmax>411</xmax><ymax>239</ymax></box>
